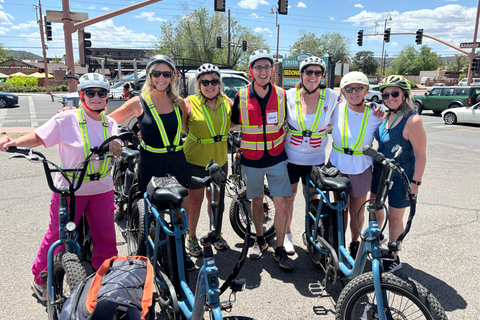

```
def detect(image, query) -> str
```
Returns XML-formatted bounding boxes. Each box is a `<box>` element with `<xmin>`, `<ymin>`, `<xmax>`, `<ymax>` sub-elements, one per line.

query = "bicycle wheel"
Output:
<box><xmin>126</xmin><ymin>198</ymin><xmax>147</xmax><ymax>256</ymax></box>
<box><xmin>305</xmin><ymin>199</ymin><xmax>335</xmax><ymax>269</ymax></box>
<box><xmin>336</xmin><ymin>272</ymin><xmax>448</xmax><ymax>320</ymax></box>
<box><xmin>112</xmin><ymin>160</ymin><xmax>126</xmax><ymax>219</ymax></box>
<box><xmin>47</xmin><ymin>251</ymin><xmax>87</xmax><ymax>320</ymax></box>
<box><xmin>229</xmin><ymin>185</ymin><xmax>276</xmax><ymax>242</ymax></box>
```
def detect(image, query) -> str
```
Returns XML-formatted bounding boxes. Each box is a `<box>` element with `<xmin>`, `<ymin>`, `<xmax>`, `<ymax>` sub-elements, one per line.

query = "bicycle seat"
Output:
<box><xmin>147</xmin><ymin>176</ymin><xmax>188</xmax><ymax>209</ymax></box>
<box><xmin>121</xmin><ymin>148</ymin><xmax>140</xmax><ymax>160</ymax></box>
<box><xmin>310</xmin><ymin>166</ymin><xmax>351</xmax><ymax>192</ymax></box>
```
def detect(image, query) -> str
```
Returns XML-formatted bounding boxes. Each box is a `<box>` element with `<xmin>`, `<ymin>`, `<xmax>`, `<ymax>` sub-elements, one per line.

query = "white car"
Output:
<box><xmin>365</xmin><ymin>85</ymin><xmax>382</xmax><ymax>103</ymax></box>
<box><xmin>442</xmin><ymin>103</ymin><xmax>480</xmax><ymax>125</ymax></box>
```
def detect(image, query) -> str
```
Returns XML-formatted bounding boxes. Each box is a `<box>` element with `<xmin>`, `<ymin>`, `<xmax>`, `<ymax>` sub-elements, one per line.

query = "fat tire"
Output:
<box><xmin>127</xmin><ymin>198</ymin><xmax>147</xmax><ymax>256</ymax></box>
<box><xmin>112</xmin><ymin>161</ymin><xmax>125</xmax><ymax>219</ymax></box>
<box><xmin>335</xmin><ymin>272</ymin><xmax>447</xmax><ymax>320</ymax></box>
<box><xmin>229</xmin><ymin>185</ymin><xmax>276</xmax><ymax>242</ymax></box>
<box><xmin>47</xmin><ymin>251</ymin><xmax>87</xmax><ymax>320</ymax></box>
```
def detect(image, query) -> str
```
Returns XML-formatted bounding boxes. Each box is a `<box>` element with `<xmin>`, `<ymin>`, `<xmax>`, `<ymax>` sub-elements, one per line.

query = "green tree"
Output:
<box><xmin>351</xmin><ymin>51</ymin><xmax>379</xmax><ymax>75</ymax></box>
<box><xmin>447</xmin><ymin>54</ymin><xmax>469</xmax><ymax>74</ymax></box>
<box><xmin>390</xmin><ymin>45</ymin><xmax>441</xmax><ymax>75</ymax></box>
<box><xmin>289</xmin><ymin>31</ymin><xmax>350</xmax><ymax>63</ymax></box>
<box><xmin>0</xmin><ymin>43</ymin><xmax>10</xmax><ymax>60</ymax></box>
<box><xmin>156</xmin><ymin>1</ymin><xmax>268</xmax><ymax>69</ymax></box>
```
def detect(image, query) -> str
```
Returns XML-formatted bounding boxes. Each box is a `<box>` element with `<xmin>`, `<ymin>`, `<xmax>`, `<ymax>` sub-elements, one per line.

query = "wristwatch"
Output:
<box><xmin>411</xmin><ymin>180</ymin><xmax>422</xmax><ymax>186</ymax></box>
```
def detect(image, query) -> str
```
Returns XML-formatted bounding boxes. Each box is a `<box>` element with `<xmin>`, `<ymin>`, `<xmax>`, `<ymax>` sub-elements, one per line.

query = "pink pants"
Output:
<box><xmin>32</xmin><ymin>190</ymin><xmax>118</xmax><ymax>285</ymax></box>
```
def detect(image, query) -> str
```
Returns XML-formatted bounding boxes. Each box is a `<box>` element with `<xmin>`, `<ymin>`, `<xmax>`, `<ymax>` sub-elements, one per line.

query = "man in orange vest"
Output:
<box><xmin>231</xmin><ymin>50</ymin><xmax>294</xmax><ymax>270</ymax></box>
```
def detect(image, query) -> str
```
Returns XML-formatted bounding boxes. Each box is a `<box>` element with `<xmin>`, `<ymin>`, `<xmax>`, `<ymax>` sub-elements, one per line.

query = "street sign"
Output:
<box><xmin>460</xmin><ymin>42</ymin><xmax>480</xmax><ymax>48</ymax></box>
<box><xmin>46</xmin><ymin>10</ymin><xmax>88</xmax><ymax>23</ymax></box>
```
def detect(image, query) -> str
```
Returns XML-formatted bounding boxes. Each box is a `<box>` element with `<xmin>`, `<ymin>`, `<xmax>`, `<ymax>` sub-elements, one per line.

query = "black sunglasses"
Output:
<box><xmin>381</xmin><ymin>91</ymin><xmax>401</xmax><ymax>99</ymax></box>
<box><xmin>151</xmin><ymin>70</ymin><xmax>172</xmax><ymax>78</ymax></box>
<box><xmin>200</xmin><ymin>79</ymin><xmax>220</xmax><ymax>86</ymax></box>
<box><xmin>84</xmin><ymin>89</ymin><xmax>108</xmax><ymax>98</ymax></box>
<box><xmin>344</xmin><ymin>86</ymin><xmax>365</xmax><ymax>93</ymax></box>
<box><xmin>304</xmin><ymin>69</ymin><xmax>323</xmax><ymax>77</ymax></box>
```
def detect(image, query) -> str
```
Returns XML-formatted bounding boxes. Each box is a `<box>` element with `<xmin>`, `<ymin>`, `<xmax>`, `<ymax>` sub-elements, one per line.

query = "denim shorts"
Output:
<box><xmin>371</xmin><ymin>168</ymin><xmax>410</xmax><ymax>209</ymax></box>
<box><xmin>242</xmin><ymin>160</ymin><xmax>293</xmax><ymax>199</ymax></box>
<box><xmin>187</xmin><ymin>162</ymin><xmax>228</xmax><ymax>190</ymax></box>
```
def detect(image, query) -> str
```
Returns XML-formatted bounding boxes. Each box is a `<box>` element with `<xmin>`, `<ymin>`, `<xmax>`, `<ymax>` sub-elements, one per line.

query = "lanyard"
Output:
<box><xmin>379</xmin><ymin>111</ymin><xmax>402</xmax><ymax>149</ymax></box>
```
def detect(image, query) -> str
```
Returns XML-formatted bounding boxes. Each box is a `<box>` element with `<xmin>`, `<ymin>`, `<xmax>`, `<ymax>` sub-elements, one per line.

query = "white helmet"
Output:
<box><xmin>146</xmin><ymin>54</ymin><xmax>176</xmax><ymax>72</ymax></box>
<box><xmin>340</xmin><ymin>71</ymin><xmax>369</xmax><ymax>89</ymax></box>
<box><xmin>248</xmin><ymin>49</ymin><xmax>274</xmax><ymax>68</ymax></box>
<box><xmin>196</xmin><ymin>63</ymin><xmax>221</xmax><ymax>79</ymax></box>
<box><xmin>300</xmin><ymin>56</ymin><xmax>326</xmax><ymax>73</ymax></box>
<box><xmin>77</xmin><ymin>73</ymin><xmax>110</xmax><ymax>91</ymax></box>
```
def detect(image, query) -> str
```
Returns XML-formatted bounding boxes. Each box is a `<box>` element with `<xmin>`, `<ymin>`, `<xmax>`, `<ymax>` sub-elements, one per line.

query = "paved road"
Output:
<box><xmin>0</xmin><ymin>94</ymin><xmax>478</xmax><ymax>319</ymax></box>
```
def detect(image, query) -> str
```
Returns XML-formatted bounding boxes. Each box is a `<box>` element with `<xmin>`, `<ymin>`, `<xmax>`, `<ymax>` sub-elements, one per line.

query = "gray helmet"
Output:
<box><xmin>146</xmin><ymin>54</ymin><xmax>176</xmax><ymax>72</ymax></box>
<box><xmin>300</xmin><ymin>56</ymin><xmax>326</xmax><ymax>73</ymax></box>
<box><xmin>196</xmin><ymin>63</ymin><xmax>221</xmax><ymax>79</ymax></box>
<box><xmin>248</xmin><ymin>49</ymin><xmax>274</xmax><ymax>68</ymax></box>
<box><xmin>77</xmin><ymin>73</ymin><xmax>110</xmax><ymax>91</ymax></box>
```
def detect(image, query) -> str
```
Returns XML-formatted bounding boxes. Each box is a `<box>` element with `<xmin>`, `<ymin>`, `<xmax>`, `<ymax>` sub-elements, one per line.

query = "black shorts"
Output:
<box><xmin>287</xmin><ymin>162</ymin><xmax>323</xmax><ymax>185</ymax></box>
<box><xmin>187</xmin><ymin>162</ymin><xmax>228</xmax><ymax>189</ymax></box>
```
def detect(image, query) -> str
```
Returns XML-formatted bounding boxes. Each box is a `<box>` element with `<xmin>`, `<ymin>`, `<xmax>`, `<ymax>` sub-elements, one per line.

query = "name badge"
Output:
<box><xmin>266</xmin><ymin>111</ymin><xmax>278</xmax><ymax>124</ymax></box>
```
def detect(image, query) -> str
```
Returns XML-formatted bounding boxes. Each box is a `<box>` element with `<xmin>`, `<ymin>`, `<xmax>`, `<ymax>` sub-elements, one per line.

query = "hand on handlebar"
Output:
<box><xmin>108</xmin><ymin>140</ymin><xmax>123</xmax><ymax>157</ymax></box>
<box><xmin>0</xmin><ymin>136</ymin><xmax>16</xmax><ymax>152</ymax></box>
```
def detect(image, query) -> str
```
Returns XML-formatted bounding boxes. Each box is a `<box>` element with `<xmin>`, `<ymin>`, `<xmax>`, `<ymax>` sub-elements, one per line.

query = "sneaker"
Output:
<box><xmin>284</xmin><ymin>233</ymin><xmax>295</xmax><ymax>255</ymax></box>
<box><xmin>185</xmin><ymin>254</ymin><xmax>196</xmax><ymax>271</ymax></box>
<box><xmin>31</xmin><ymin>281</ymin><xmax>47</xmax><ymax>302</ymax></box>
<box><xmin>274</xmin><ymin>247</ymin><xmax>294</xmax><ymax>271</ymax></box>
<box><xmin>187</xmin><ymin>237</ymin><xmax>203</xmax><ymax>257</ymax></box>
<box><xmin>382</xmin><ymin>252</ymin><xmax>402</xmax><ymax>272</ymax></box>
<box><xmin>214</xmin><ymin>235</ymin><xmax>229</xmax><ymax>251</ymax></box>
<box><xmin>249</xmin><ymin>241</ymin><xmax>268</xmax><ymax>260</ymax></box>
<box><xmin>349</xmin><ymin>241</ymin><xmax>360</xmax><ymax>260</ymax></box>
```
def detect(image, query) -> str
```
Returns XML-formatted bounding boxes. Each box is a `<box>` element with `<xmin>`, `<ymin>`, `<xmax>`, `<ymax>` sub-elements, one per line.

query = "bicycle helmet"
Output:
<box><xmin>77</xmin><ymin>73</ymin><xmax>110</xmax><ymax>91</ymax></box>
<box><xmin>196</xmin><ymin>63</ymin><xmax>221</xmax><ymax>79</ymax></box>
<box><xmin>379</xmin><ymin>75</ymin><xmax>411</xmax><ymax>92</ymax></box>
<box><xmin>340</xmin><ymin>71</ymin><xmax>369</xmax><ymax>89</ymax></box>
<box><xmin>146</xmin><ymin>54</ymin><xmax>176</xmax><ymax>72</ymax></box>
<box><xmin>300</xmin><ymin>56</ymin><xmax>326</xmax><ymax>73</ymax></box>
<box><xmin>248</xmin><ymin>49</ymin><xmax>274</xmax><ymax>68</ymax></box>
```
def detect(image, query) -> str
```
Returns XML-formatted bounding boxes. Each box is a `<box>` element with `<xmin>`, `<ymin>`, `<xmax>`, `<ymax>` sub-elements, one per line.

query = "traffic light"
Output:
<box><xmin>83</xmin><ymin>31</ymin><xmax>92</xmax><ymax>57</ymax></box>
<box><xmin>357</xmin><ymin>30</ymin><xmax>363</xmax><ymax>46</ymax></box>
<box><xmin>471</xmin><ymin>58</ymin><xmax>479</xmax><ymax>73</ymax></box>
<box><xmin>242</xmin><ymin>40</ymin><xmax>247</xmax><ymax>51</ymax></box>
<box><xmin>278</xmin><ymin>0</ymin><xmax>288</xmax><ymax>15</ymax></box>
<box><xmin>216</xmin><ymin>37</ymin><xmax>222</xmax><ymax>48</ymax></box>
<box><xmin>45</xmin><ymin>21</ymin><xmax>52</xmax><ymax>41</ymax></box>
<box><xmin>416</xmin><ymin>29</ymin><xmax>424</xmax><ymax>45</ymax></box>
<box><xmin>214</xmin><ymin>0</ymin><xmax>225</xmax><ymax>12</ymax></box>
<box><xmin>38</xmin><ymin>68</ymin><xmax>45</xmax><ymax>73</ymax></box>
<box><xmin>384</xmin><ymin>28</ymin><xmax>391</xmax><ymax>43</ymax></box>
<box><xmin>78</xmin><ymin>29</ymin><xmax>92</xmax><ymax>67</ymax></box>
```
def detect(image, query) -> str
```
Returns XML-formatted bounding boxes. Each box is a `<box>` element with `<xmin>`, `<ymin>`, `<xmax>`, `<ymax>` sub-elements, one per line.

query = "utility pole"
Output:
<box><xmin>466</xmin><ymin>0</ymin><xmax>480</xmax><ymax>86</ymax></box>
<box><xmin>36</xmin><ymin>0</ymin><xmax>50</xmax><ymax>94</ymax></box>
<box><xmin>227</xmin><ymin>9</ymin><xmax>231</xmax><ymax>67</ymax></box>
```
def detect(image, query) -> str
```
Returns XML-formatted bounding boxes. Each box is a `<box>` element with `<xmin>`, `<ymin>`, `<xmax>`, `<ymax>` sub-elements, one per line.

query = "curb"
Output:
<box><xmin>0</xmin><ymin>127</ymin><xmax>36</xmax><ymax>135</ymax></box>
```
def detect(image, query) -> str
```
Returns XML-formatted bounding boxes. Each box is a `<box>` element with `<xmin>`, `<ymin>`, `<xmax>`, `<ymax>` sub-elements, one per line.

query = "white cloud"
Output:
<box><xmin>354</xmin><ymin>4</ymin><xmax>364</xmax><ymax>9</ymax></box>
<box><xmin>100</xmin><ymin>7</ymin><xmax>110</xmax><ymax>11</ymax></box>
<box><xmin>11</xmin><ymin>20</ymin><xmax>36</xmax><ymax>30</ymax></box>
<box><xmin>0</xmin><ymin>26</ymin><xmax>9</xmax><ymax>35</ymax></box>
<box><xmin>238</xmin><ymin>0</ymin><xmax>269</xmax><ymax>10</ymax></box>
<box><xmin>250</xmin><ymin>13</ymin><xmax>259</xmax><ymax>19</ymax></box>
<box><xmin>0</xmin><ymin>11</ymin><xmax>14</xmax><ymax>24</ymax></box>
<box><xmin>390</xmin><ymin>42</ymin><xmax>399</xmax><ymax>46</ymax></box>
<box><xmin>297</xmin><ymin>2</ymin><xmax>307</xmax><ymax>8</ymax></box>
<box><xmin>134</xmin><ymin>12</ymin><xmax>167</xmax><ymax>22</ymax></box>
<box><xmin>253</xmin><ymin>27</ymin><xmax>272</xmax><ymax>33</ymax></box>
<box><xmin>330</xmin><ymin>17</ymin><xmax>335</xmax><ymax>20</ymax></box>
<box><xmin>88</xmin><ymin>5</ymin><xmax>96</xmax><ymax>10</ymax></box>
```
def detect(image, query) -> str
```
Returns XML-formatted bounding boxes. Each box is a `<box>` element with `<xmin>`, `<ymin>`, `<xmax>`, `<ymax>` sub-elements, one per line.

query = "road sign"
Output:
<box><xmin>460</xmin><ymin>42</ymin><xmax>480</xmax><ymax>48</ymax></box>
<box><xmin>46</xmin><ymin>10</ymin><xmax>88</xmax><ymax>23</ymax></box>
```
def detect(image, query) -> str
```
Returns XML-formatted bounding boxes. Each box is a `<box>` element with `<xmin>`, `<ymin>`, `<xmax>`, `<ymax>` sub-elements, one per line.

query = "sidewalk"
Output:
<box><xmin>0</xmin><ymin>127</ymin><xmax>35</xmax><ymax>136</ymax></box>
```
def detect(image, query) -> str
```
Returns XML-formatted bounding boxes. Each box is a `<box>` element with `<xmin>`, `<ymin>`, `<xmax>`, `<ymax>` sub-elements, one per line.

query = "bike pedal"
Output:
<box><xmin>219</xmin><ymin>301</ymin><xmax>233</xmax><ymax>311</ymax></box>
<box><xmin>308</xmin><ymin>281</ymin><xmax>325</xmax><ymax>296</ymax></box>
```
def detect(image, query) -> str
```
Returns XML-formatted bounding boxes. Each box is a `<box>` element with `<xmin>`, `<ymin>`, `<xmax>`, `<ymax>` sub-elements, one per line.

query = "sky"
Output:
<box><xmin>1</xmin><ymin>0</ymin><xmax>479</xmax><ymax>65</ymax></box>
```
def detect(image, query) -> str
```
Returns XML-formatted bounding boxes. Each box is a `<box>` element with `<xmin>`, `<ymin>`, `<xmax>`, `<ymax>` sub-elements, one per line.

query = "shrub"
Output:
<box><xmin>6</xmin><ymin>76</ymin><xmax>38</xmax><ymax>88</ymax></box>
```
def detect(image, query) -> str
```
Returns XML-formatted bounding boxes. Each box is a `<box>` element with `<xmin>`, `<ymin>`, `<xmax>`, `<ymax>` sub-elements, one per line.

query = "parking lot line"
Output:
<box><xmin>435</xmin><ymin>125</ymin><xmax>480</xmax><ymax>133</ymax></box>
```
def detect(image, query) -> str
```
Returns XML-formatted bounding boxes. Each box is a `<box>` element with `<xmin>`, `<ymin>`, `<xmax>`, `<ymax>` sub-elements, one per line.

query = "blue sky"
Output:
<box><xmin>0</xmin><ymin>0</ymin><xmax>479</xmax><ymax>64</ymax></box>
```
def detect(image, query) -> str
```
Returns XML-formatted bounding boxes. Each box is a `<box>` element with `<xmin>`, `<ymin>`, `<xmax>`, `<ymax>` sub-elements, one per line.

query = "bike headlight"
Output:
<box><xmin>65</xmin><ymin>222</ymin><xmax>76</xmax><ymax>232</ymax></box>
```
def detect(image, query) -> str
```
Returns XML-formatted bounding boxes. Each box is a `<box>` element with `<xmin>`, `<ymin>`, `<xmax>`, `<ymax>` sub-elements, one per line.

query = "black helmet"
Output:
<box><xmin>146</xmin><ymin>54</ymin><xmax>176</xmax><ymax>72</ymax></box>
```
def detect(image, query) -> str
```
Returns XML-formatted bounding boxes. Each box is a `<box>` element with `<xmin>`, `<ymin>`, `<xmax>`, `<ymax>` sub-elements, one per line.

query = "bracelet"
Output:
<box><xmin>411</xmin><ymin>180</ymin><xmax>422</xmax><ymax>186</ymax></box>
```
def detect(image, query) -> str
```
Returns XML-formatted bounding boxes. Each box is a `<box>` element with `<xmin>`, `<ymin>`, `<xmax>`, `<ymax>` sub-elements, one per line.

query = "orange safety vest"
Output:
<box><xmin>239</xmin><ymin>84</ymin><xmax>286</xmax><ymax>160</ymax></box>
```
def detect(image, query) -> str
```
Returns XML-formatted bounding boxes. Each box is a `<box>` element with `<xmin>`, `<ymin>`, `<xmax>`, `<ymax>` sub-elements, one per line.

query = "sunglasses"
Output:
<box><xmin>84</xmin><ymin>89</ymin><xmax>108</xmax><ymax>98</ymax></box>
<box><xmin>344</xmin><ymin>86</ymin><xmax>365</xmax><ymax>93</ymax></box>
<box><xmin>200</xmin><ymin>79</ymin><xmax>220</xmax><ymax>86</ymax></box>
<box><xmin>381</xmin><ymin>91</ymin><xmax>401</xmax><ymax>99</ymax></box>
<box><xmin>151</xmin><ymin>70</ymin><xmax>172</xmax><ymax>78</ymax></box>
<box><xmin>304</xmin><ymin>70</ymin><xmax>323</xmax><ymax>77</ymax></box>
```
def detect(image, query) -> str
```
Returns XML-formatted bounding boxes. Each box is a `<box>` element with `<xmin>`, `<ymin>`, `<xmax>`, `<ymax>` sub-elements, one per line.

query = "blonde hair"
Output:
<box><xmin>141</xmin><ymin>62</ymin><xmax>180</xmax><ymax>104</ymax></box>
<box><xmin>194</xmin><ymin>73</ymin><xmax>227</xmax><ymax>99</ymax></box>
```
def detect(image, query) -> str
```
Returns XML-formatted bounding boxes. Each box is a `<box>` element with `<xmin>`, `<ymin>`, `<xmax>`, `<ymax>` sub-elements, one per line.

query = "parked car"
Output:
<box><xmin>442</xmin><ymin>102</ymin><xmax>480</xmax><ymax>125</ymax></box>
<box><xmin>420</xmin><ymin>76</ymin><xmax>435</xmax><ymax>85</ymax></box>
<box><xmin>365</xmin><ymin>85</ymin><xmax>382</xmax><ymax>103</ymax></box>
<box><xmin>457</xmin><ymin>78</ymin><xmax>480</xmax><ymax>86</ymax></box>
<box><xmin>0</xmin><ymin>92</ymin><xmax>19</xmax><ymax>107</ymax></box>
<box><xmin>413</xmin><ymin>86</ymin><xmax>480</xmax><ymax>115</ymax></box>
<box><xmin>426</xmin><ymin>83</ymin><xmax>446</xmax><ymax>93</ymax></box>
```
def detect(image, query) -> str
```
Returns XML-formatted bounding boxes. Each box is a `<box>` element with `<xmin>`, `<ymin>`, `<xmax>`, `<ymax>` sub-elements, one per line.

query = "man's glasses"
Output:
<box><xmin>200</xmin><ymin>79</ymin><xmax>220</xmax><ymax>86</ymax></box>
<box><xmin>151</xmin><ymin>70</ymin><xmax>172</xmax><ymax>78</ymax></box>
<box><xmin>84</xmin><ymin>89</ymin><xmax>108</xmax><ymax>98</ymax></box>
<box><xmin>343</xmin><ymin>86</ymin><xmax>365</xmax><ymax>93</ymax></box>
<box><xmin>381</xmin><ymin>91</ymin><xmax>401</xmax><ymax>99</ymax></box>
<box><xmin>304</xmin><ymin>70</ymin><xmax>323</xmax><ymax>77</ymax></box>
<box><xmin>253</xmin><ymin>65</ymin><xmax>272</xmax><ymax>72</ymax></box>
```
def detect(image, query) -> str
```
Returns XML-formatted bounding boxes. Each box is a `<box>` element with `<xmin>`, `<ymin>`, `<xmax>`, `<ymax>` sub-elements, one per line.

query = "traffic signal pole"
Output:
<box><xmin>36</xmin><ymin>0</ymin><xmax>50</xmax><ymax>94</ymax></box>
<box><xmin>466</xmin><ymin>0</ymin><xmax>480</xmax><ymax>86</ymax></box>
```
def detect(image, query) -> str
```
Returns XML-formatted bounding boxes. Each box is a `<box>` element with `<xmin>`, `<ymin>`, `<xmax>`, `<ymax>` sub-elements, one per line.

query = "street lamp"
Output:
<box><xmin>269</xmin><ymin>6</ymin><xmax>280</xmax><ymax>62</ymax></box>
<box><xmin>381</xmin><ymin>13</ymin><xmax>392</xmax><ymax>75</ymax></box>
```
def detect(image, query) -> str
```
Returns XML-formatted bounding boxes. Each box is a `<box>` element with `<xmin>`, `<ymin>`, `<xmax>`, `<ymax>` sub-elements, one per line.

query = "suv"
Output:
<box><xmin>457</xmin><ymin>78</ymin><xmax>480</xmax><ymax>86</ymax></box>
<box><xmin>413</xmin><ymin>86</ymin><xmax>480</xmax><ymax>114</ymax></box>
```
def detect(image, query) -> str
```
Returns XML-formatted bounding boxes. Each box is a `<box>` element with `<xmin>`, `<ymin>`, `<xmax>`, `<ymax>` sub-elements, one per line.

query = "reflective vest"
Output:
<box><xmin>64</xmin><ymin>108</ymin><xmax>111</xmax><ymax>181</ymax></box>
<box><xmin>332</xmin><ymin>102</ymin><xmax>371</xmax><ymax>156</ymax></box>
<box><xmin>139</xmin><ymin>94</ymin><xmax>183</xmax><ymax>153</ymax></box>
<box><xmin>239</xmin><ymin>84</ymin><xmax>286</xmax><ymax>160</ymax></box>
<box><xmin>187</xmin><ymin>94</ymin><xmax>229</xmax><ymax>144</ymax></box>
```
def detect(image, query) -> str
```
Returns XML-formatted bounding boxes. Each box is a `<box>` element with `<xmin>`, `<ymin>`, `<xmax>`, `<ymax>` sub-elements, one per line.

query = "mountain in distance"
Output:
<box><xmin>5</xmin><ymin>50</ymin><xmax>43</xmax><ymax>61</ymax></box>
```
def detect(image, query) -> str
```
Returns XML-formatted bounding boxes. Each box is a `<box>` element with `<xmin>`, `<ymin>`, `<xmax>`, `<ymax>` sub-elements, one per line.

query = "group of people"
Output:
<box><xmin>0</xmin><ymin>49</ymin><xmax>426</xmax><ymax>302</ymax></box>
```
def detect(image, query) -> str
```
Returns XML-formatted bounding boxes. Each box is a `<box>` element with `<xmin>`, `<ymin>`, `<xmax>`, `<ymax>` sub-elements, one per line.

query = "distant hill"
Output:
<box><xmin>5</xmin><ymin>50</ymin><xmax>43</xmax><ymax>61</ymax></box>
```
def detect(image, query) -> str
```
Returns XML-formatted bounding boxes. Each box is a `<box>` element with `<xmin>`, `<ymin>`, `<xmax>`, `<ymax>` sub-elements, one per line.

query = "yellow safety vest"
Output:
<box><xmin>286</xmin><ymin>88</ymin><xmax>328</xmax><ymax>138</ymax></box>
<box><xmin>332</xmin><ymin>103</ymin><xmax>371</xmax><ymax>156</ymax></box>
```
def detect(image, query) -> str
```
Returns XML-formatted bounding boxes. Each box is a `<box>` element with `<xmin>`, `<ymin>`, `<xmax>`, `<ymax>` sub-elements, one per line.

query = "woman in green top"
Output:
<box><xmin>183</xmin><ymin>63</ymin><xmax>233</xmax><ymax>257</ymax></box>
